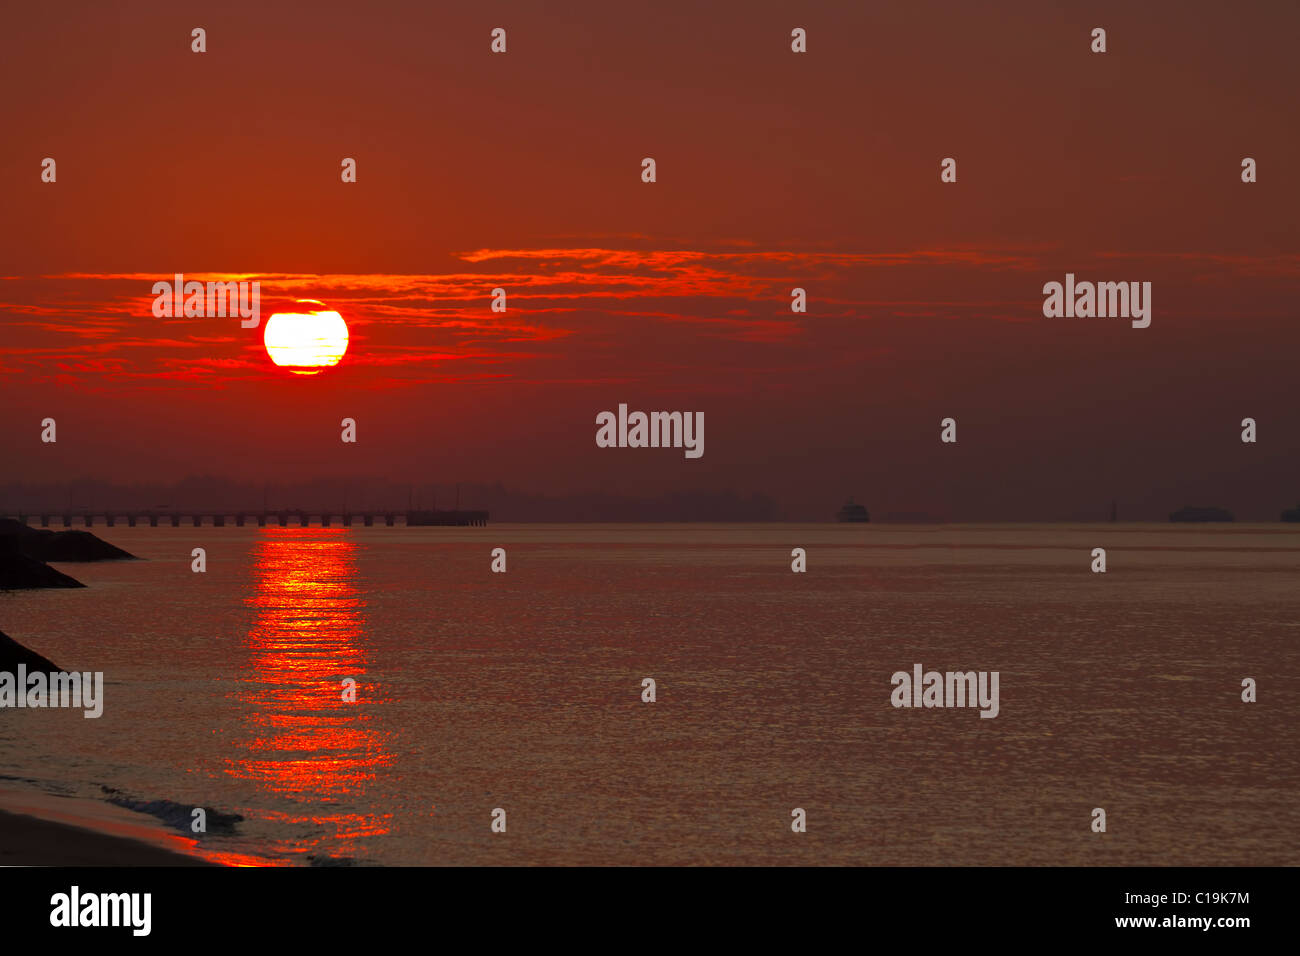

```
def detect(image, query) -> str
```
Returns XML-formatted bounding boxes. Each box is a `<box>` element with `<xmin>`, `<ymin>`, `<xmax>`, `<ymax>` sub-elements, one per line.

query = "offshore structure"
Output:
<box><xmin>836</xmin><ymin>498</ymin><xmax>870</xmax><ymax>522</ymax></box>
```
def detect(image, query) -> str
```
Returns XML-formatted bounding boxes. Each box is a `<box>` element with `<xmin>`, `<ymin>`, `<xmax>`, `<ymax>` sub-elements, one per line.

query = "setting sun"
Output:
<box><xmin>263</xmin><ymin>302</ymin><xmax>349</xmax><ymax>374</ymax></box>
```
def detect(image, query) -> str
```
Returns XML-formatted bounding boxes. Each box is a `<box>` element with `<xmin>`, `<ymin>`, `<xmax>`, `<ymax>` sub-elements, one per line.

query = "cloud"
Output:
<box><xmin>2</xmin><ymin>242</ymin><xmax>1289</xmax><ymax>389</ymax></box>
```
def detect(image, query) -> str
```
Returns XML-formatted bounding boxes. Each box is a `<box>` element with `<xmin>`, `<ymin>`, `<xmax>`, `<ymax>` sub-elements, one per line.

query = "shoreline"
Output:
<box><xmin>0</xmin><ymin>788</ymin><xmax>220</xmax><ymax>867</ymax></box>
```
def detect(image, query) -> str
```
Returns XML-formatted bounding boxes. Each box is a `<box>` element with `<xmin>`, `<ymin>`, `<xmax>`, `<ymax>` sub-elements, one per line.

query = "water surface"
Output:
<box><xmin>1</xmin><ymin>523</ymin><xmax>1296</xmax><ymax>865</ymax></box>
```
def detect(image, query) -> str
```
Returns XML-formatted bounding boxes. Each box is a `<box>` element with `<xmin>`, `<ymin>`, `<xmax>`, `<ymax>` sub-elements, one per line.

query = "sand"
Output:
<box><xmin>0</xmin><ymin>791</ymin><xmax>215</xmax><ymax>866</ymax></box>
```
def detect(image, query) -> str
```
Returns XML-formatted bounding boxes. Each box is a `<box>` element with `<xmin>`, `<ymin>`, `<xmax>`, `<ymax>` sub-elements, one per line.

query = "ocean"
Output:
<box><xmin>1</xmin><ymin>523</ymin><xmax>1297</xmax><ymax>865</ymax></box>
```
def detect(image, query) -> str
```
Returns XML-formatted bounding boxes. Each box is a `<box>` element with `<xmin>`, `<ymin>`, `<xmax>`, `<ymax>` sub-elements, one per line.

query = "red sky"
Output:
<box><xmin>2</xmin><ymin>1</ymin><xmax>1298</xmax><ymax>519</ymax></box>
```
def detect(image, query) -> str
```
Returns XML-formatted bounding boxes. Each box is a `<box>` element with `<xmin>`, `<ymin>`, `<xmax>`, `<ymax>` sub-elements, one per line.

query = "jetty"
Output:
<box><xmin>0</xmin><ymin>509</ymin><xmax>488</xmax><ymax>528</ymax></box>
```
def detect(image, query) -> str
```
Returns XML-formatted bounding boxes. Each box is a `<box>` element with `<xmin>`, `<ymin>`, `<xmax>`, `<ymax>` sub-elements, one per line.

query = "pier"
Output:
<box><xmin>1</xmin><ymin>509</ymin><xmax>488</xmax><ymax>528</ymax></box>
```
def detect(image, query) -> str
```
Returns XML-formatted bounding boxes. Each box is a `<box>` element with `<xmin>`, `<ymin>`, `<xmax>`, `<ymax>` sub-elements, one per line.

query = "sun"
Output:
<box><xmin>263</xmin><ymin>300</ymin><xmax>349</xmax><ymax>374</ymax></box>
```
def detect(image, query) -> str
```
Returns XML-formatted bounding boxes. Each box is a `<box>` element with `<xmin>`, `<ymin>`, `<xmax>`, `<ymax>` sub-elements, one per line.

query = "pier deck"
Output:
<box><xmin>1</xmin><ymin>510</ymin><xmax>488</xmax><ymax>528</ymax></box>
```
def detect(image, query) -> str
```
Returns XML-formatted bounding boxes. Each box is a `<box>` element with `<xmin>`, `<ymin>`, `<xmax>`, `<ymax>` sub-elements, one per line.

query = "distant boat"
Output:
<box><xmin>1282</xmin><ymin>504</ymin><xmax>1300</xmax><ymax>523</ymax></box>
<box><xmin>1169</xmin><ymin>505</ymin><xmax>1234</xmax><ymax>523</ymax></box>
<box><xmin>836</xmin><ymin>498</ymin><xmax>869</xmax><ymax>523</ymax></box>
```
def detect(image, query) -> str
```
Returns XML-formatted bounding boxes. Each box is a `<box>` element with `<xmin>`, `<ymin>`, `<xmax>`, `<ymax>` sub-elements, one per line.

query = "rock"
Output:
<box><xmin>0</xmin><ymin>519</ymin><xmax>136</xmax><ymax>562</ymax></box>
<box><xmin>0</xmin><ymin>629</ymin><xmax>60</xmax><ymax>671</ymax></box>
<box><xmin>0</xmin><ymin>550</ymin><xmax>85</xmax><ymax>590</ymax></box>
<box><xmin>98</xmin><ymin>788</ymin><xmax>244</xmax><ymax>834</ymax></box>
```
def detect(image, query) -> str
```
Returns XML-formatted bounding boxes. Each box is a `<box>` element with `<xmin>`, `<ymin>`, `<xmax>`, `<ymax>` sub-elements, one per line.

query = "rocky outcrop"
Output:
<box><xmin>0</xmin><ymin>519</ymin><xmax>136</xmax><ymax>562</ymax></box>
<box><xmin>0</xmin><ymin>550</ymin><xmax>85</xmax><ymax>590</ymax></box>
<box><xmin>0</xmin><ymin>628</ymin><xmax>60</xmax><ymax>671</ymax></box>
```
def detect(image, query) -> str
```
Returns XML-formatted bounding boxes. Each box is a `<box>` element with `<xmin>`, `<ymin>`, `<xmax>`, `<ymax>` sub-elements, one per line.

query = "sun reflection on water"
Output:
<box><xmin>228</xmin><ymin>529</ymin><xmax>392</xmax><ymax>862</ymax></box>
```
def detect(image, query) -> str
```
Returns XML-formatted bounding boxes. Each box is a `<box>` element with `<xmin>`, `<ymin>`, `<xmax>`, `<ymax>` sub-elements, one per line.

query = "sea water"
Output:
<box><xmin>0</xmin><ymin>524</ymin><xmax>1296</xmax><ymax>865</ymax></box>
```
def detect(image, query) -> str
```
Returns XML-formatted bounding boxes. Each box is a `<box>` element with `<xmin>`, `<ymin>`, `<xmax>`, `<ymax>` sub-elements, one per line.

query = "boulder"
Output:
<box><xmin>0</xmin><ymin>550</ymin><xmax>85</xmax><ymax>590</ymax></box>
<box><xmin>0</xmin><ymin>519</ymin><xmax>136</xmax><ymax>562</ymax></box>
<box><xmin>0</xmin><ymin>629</ymin><xmax>60</xmax><ymax>671</ymax></box>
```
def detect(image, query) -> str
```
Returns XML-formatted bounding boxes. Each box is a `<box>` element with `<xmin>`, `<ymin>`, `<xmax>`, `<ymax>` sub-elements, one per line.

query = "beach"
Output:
<box><xmin>0</xmin><ymin>790</ymin><xmax>212</xmax><ymax>866</ymax></box>
<box><xmin>1</xmin><ymin>522</ymin><xmax>1297</xmax><ymax>866</ymax></box>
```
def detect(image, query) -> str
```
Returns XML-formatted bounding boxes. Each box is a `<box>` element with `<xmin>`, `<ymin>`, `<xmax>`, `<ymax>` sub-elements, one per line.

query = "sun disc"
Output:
<box><xmin>263</xmin><ymin>307</ymin><xmax>349</xmax><ymax>374</ymax></box>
